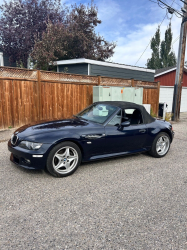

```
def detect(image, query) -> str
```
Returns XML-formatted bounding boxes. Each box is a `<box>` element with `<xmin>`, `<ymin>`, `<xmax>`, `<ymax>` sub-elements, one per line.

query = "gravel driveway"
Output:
<box><xmin>0</xmin><ymin>117</ymin><xmax>187</xmax><ymax>250</ymax></box>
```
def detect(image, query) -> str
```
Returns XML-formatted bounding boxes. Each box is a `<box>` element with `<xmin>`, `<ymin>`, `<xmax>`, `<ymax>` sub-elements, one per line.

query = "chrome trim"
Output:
<box><xmin>82</xmin><ymin>134</ymin><xmax>105</xmax><ymax>139</ymax></box>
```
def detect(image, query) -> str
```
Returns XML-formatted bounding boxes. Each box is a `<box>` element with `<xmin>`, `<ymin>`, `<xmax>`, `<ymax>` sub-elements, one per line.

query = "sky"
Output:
<box><xmin>64</xmin><ymin>0</ymin><xmax>187</xmax><ymax>67</ymax></box>
<box><xmin>0</xmin><ymin>0</ymin><xmax>186</xmax><ymax>68</ymax></box>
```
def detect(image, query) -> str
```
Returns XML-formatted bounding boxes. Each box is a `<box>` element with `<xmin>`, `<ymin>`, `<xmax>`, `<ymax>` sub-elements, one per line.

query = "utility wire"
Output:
<box><xmin>157</xmin><ymin>0</ymin><xmax>168</xmax><ymax>9</ymax></box>
<box><xmin>172</xmin><ymin>35</ymin><xmax>180</xmax><ymax>44</ymax></box>
<box><xmin>158</xmin><ymin>0</ymin><xmax>184</xmax><ymax>16</ymax></box>
<box><xmin>134</xmin><ymin>0</ymin><xmax>177</xmax><ymax>66</ymax></box>
<box><xmin>148</xmin><ymin>0</ymin><xmax>158</xmax><ymax>3</ymax></box>
<box><xmin>135</xmin><ymin>11</ymin><xmax>168</xmax><ymax>66</ymax></box>
<box><xmin>180</xmin><ymin>0</ymin><xmax>187</xmax><ymax>6</ymax></box>
<box><xmin>173</xmin><ymin>0</ymin><xmax>183</xmax><ymax>8</ymax></box>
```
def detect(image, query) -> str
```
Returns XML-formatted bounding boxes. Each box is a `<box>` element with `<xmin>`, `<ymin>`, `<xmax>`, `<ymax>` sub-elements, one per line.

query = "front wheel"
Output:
<box><xmin>46</xmin><ymin>141</ymin><xmax>82</xmax><ymax>177</ymax></box>
<box><xmin>149</xmin><ymin>132</ymin><xmax>171</xmax><ymax>158</ymax></box>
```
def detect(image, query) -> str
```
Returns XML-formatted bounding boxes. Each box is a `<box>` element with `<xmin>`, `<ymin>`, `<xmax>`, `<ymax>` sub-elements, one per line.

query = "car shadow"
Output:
<box><xmin>81</xmin><ymin>152</ymin><xmax>144</xmax><ymax>167</ymax></box>
<box><xmin>10</xmin><ymin>162</ymin><xmax>45</xmax><ymax>176</ymax></box>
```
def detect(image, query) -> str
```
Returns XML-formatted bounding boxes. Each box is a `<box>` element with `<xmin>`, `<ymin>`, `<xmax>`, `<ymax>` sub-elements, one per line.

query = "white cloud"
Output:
<box><xmin>97</xmin><ymin>0</ymin><xmax>121</xmax><ymax>22</ymax></box>
<box><xmin>110</xmin><ymin>15</ymin><xmax>187</xmax><ymax>67</ymax></box>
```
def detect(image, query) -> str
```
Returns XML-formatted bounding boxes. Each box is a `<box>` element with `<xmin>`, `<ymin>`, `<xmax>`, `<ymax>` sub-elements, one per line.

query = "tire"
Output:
<box><xmin>149</xmin><ymin>132</ymin><xmax>171</xmax><ymax>158</ymax></box>
<box><xmin>46</xmin><ymin>141</ymin><xmax>82</xmax><ymax>177</ymax></box>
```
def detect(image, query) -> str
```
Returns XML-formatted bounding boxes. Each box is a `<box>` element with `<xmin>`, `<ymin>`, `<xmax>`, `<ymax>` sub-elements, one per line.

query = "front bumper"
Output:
<box><xmin>8</xmin><ymin>140</ymin><xmax>51</xmax><ymax>170</ymax></box>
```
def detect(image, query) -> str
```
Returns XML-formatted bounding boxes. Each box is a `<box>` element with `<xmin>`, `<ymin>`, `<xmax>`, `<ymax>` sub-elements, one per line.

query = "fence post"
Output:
<box><xmin>131</xmin><ymin>78</ymin><xmax>135</xmax><ymax>87</ymax></box>
<box><xmin>157</xmin><ymin>81</ymin><xmax>160</xmax><ymax>117</ymax></box>
<box><xmin>98</xmin><ymin>76</ymin><xmax>101</xmax><ymax>85</ymax></box>
<box><xmin>11</xmin><ymin>79</ymin><xmax>15</xmax><ymax>127</ymax></box>
<box><xmin>37</xmin><ymin>70</ymin><xmax>42</xmax><ymax>120</ymax></box>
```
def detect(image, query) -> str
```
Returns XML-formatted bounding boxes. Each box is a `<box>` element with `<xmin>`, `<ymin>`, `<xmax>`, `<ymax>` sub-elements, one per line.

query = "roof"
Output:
<box><xmin>94</xmin><ymin>101</ymin><xmax>155</xmax><ymax>124</ymax></box>
<box><xmin>155</xmin><ymin>66</ymin><xmax>187</xmax><ymax>77</ymax></box>
<box><xmin>54</xmin><ymin>58</ymin><xmax>155</xmax><ymax>74</ymax></box>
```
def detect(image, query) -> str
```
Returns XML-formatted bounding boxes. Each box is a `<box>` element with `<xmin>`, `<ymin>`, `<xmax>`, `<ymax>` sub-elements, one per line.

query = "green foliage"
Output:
<box><xmin>16</xmin><ymin>60</ymin><xmax>25</xmax><ymax>68</ymax></box>
<box><xmin>150</xmin><ymin>108</ymin><xmax>157</xmax><ymax>118</ymax></box>
<box><xmin>147</xmin><ymin>24</ymin><xmax>176</xmax><ymax>70</ymax></box>
<box><xmin>147</xmin><ymin>28</ymin><xmax>162</xmax><ymax>70</ymax></box>
<box><xmin>160</xmin><ymin>24</ymin><xmax>177</xmax><ymax>68</ymax></box>
<box><xmin>165</xmin><ymin>112</ymin><xmax>173</xmax><ymax>121</ymax></box>
<box><xmin>30</xmin><ymin>2</ymin><xmax>116</xmax><ymax>70</ymax></box>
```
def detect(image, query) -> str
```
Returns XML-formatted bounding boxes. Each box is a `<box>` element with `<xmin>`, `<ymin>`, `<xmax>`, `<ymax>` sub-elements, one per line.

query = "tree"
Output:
<box><xmin>0</xmin><ymin>0</ymin><xmax>64</xmax><ymax>67</ymax></box>
<box><xmin>31</xmin><ymin>21</ymin><xmax>68</xmax><ymax>70</ymax></box>
<box><xmin>160</xmin><ymin>23</ymin><xmax>176</xmax><ymax>68</ymax></box>
<box><xmin>31</xmin><ymin>3</ymin><xmax>116</xmax><ymax>70</ymax></box>
<box><xmin>147</xmin><ymin>24</ymin><xmax>176</xmax><ymax>69</ymax></box>
<box><xmin>147</xmin><ymin>28</ymin><xmax>162</xmax><ymax>69</ymax></box>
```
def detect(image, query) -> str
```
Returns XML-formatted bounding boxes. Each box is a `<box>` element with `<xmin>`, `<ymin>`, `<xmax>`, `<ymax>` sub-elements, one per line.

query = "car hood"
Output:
<box><xmin>14</xmin><ymin>117</ymin><xmax>94</xmax><ymax>138</ymax></box>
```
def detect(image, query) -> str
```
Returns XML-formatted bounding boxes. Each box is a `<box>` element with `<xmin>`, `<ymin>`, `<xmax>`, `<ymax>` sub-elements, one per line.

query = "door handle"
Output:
<box><xmin>139</xmin><ymin>129</ymin><xmax>146</xmax><ymax>133</ymax></box>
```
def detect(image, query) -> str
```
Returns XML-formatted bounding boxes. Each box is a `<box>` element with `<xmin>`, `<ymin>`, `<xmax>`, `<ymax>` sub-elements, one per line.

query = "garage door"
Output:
<box><xmin>159</xmin><ymin>86</ymin><xmax>187</xmax><ymax>112</ymax></box>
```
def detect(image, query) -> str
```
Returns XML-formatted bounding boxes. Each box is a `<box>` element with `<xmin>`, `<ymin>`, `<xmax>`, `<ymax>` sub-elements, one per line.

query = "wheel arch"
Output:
<box><xmin>160</xmin><ymin>129</ymin><xmax>173</xmax><ymax>142</ymax></box>
<box><xmin>46</xmin><ymin>138</ymin><xmax>84</xmax><ymax>158</ymax></box>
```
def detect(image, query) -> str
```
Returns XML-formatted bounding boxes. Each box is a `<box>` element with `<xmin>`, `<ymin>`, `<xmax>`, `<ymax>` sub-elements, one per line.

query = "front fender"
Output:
<box><xmin>24</xmin><ymin>131</ymin><xmax>89</xmax><ymax>161</ymax></box>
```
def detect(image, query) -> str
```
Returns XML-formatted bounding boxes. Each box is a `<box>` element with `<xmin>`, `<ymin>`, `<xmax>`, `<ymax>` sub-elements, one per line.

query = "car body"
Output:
<box><xmin>8</xmin><ymin>101</ymin><xmax>174</xmax><ymax>177</ymax></box>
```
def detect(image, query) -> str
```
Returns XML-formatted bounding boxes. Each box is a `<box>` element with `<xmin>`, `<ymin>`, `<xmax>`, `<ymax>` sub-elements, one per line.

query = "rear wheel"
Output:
<box><xmin>46</xmin><ymin>141</ymin><xmax>82</xmax><ymax>177</ymax></box>
<box><xmin>149</xmin><ymin>132</ymin><xmax>170</xmax><ymax>158</ymax></box>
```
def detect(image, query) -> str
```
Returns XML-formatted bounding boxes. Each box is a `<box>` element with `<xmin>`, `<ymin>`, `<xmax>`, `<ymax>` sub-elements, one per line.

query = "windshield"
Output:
<box><xmin>76</xmin><ymin>104</ymin><xmax>118</xmax><ymax>124</ymax></box>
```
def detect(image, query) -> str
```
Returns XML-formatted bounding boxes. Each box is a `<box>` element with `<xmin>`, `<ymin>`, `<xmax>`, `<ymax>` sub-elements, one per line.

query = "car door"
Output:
<box><xmin>104</xmin><ymin>110</ymin><xmax>135</xmax><ymax>153</ymax></box>
<box><xmin>129</xmin><ymin>124</ymin><xmax>148</xmax><ymax>150</ymax></box>
<box><xmin>104</xmin><ymin>124</ymin><xmax>135</xmax><ymax>153</ymax></box>
<box><xmin>104</xmin><ymin>109</ymin><xmax>147</xmax><ymax>154</ymax></box>
<box><xmin>80</xmin><ymin>125</ymin><xmax>106</xmax><ymax>157</ymax></box>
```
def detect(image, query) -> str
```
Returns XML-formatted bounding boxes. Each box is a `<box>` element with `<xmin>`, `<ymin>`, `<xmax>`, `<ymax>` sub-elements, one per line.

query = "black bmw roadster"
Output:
<box><xmin>8</xmin><ymin>101</ymin><xmax>174</xmax><ymax>177</ymax></box>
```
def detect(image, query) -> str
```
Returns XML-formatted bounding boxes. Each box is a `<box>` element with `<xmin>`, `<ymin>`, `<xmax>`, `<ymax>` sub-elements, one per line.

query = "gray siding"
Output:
<box><xmin>58</xmin><ymin>63</ymin><xmax>88</xmax><ymax>75</ymax></box>
<box><xmin>90</xmin><ymin>64</ymin><xmax>154</xmax><ymax>82</ymax></box>
<box><xmin>57</xmin><ymin>62</ymin><xmax>154</xmax><ymax>82</ymax></box>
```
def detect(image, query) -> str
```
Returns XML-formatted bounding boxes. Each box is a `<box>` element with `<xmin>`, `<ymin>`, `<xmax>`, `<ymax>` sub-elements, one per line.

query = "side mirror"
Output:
<box><xmin>121</xmin><ymin>121</ymin><xmax>130</xmax><ymax>127</ymax></box>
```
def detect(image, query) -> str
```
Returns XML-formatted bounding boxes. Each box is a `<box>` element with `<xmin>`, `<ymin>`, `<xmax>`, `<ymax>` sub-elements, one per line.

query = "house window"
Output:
<box><xmin>0</xmin><ymin>52</ymin><xmax>4</xmax><ymax>66</ymax></box>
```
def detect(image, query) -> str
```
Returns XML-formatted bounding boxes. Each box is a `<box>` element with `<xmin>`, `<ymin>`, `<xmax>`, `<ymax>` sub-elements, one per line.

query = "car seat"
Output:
<box><xmin>130</xmin><ymin>110</ymin><xmax>142</xmax><ymax>125</ymax></box>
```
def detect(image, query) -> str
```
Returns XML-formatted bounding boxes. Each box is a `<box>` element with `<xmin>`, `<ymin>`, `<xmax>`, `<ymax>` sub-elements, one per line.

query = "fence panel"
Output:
<box><xmin>0</xmin><ymin>67</ymin><xmax>159</xmax><ymax>129</ymax></box>
<box><xmin>39</xmin><ymin>82</ymin><xmax>93</xmax><ymax>121</ymax></box>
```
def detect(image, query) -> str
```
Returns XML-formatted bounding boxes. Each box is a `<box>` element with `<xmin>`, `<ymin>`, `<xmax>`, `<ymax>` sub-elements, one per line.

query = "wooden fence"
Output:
<box><xmin>0</xmin><ymin>66</ymin><xmax>160</xmax><ymax>130</ymax></box>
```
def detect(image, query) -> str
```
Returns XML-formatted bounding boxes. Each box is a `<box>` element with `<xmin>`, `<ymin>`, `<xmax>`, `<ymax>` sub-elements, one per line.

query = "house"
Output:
<box><xmin>0</xmin><ymin>49</ymin><xmax>16</xmax><ymax>67</ymax></box>
<box><xmin>155</xmin><ymin>66</ymin><xmax>187</xmax><ymax>112</ymax></box>
<box><xmin>55</xmin><ymin>58</ymin><xmax>155</xmax><ymax>82</ymax></box>
<box><xmin>155</xmin><ymin>66</ymin><xmax>187</xmax><ymax>87</ymax></box>
<box><xmin>0</xmin><ymin>50</ymin><xmax>4</xmax><ymax>66</ymax></box>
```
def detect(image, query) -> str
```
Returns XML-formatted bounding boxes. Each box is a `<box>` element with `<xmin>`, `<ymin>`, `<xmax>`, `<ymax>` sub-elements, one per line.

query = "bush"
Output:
<box><xmin>165</xmin><ymin>112</ymin><xmax>173</xmax><ymax>121</ymax></box>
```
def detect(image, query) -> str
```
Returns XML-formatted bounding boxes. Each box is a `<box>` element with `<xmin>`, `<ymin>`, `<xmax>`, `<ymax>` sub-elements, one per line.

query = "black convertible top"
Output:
<box><xmin>94</xmin><ymin>101</ymin><xmax>155</xmax><ymax>124</ymax></box>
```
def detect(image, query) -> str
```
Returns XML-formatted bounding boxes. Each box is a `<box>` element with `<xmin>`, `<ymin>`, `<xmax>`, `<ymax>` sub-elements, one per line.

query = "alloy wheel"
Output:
<box><xmin>52</xmin><ymin>146</ymin><xmax>78</xmax><ymax>174</ymax></box>
<box><xmin>156</xmin><ymin>136</ymin><xmax>170</xmax><ymax>156</ymax></box>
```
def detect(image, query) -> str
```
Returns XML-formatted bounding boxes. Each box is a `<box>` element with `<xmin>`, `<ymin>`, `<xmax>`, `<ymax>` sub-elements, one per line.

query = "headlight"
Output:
<box><xmin>19</xmin><ymin>141</ymin><xmax>43</xmax><ymax>150</ymax></box>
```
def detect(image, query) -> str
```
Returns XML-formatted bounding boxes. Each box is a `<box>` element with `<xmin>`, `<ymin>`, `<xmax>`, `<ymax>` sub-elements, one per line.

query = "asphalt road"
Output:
<box><xmin>0</xmin><ymin>118</ymin><xmax>187</xmax><ymax>250</ymax></box>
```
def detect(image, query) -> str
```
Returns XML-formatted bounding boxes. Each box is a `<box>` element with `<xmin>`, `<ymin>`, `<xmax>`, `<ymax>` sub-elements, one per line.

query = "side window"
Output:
<box><xmin>108</xmin><ymin>110</ymin><xmax>122</xmax><ymax>126</ymax></box>
<box><xmin>123</xmin><ymin>109</ymin><xmax>143</xmax><ymax>125</ymax></box>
